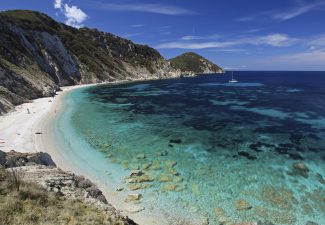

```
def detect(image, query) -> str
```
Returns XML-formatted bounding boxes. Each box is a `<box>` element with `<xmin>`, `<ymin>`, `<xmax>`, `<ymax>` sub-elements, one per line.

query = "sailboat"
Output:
<box><xmin>229</xmin><ymin>71</ymin><xmax>238</xmax><ymax>83</ymax></box>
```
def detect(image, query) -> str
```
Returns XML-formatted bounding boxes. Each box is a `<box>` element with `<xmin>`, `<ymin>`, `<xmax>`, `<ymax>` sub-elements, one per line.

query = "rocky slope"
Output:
<box><xmin>0</xmin><ymin>10</ymin><xmax>180</xmax><ymax>114</ymax></box>
<box><xmin>0</xmin><ymin>150</ymin><xmax>137</xmax><ymax>225</ymax></box>
<box><xmin>169</xmin><ymin>52</ymin><xmax>224</xmax><ymax>75</ymax></box>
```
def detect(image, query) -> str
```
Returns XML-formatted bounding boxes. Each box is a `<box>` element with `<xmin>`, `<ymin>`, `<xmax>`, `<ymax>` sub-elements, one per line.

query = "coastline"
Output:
<box><xmin>0</xmin><ymin>82</ymin><xmax>158</xmax><ymax>225</ymax></box>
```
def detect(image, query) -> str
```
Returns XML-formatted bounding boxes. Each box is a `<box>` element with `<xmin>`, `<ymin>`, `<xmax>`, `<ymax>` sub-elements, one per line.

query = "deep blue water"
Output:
<box><xmin>58</xmin><ymin>71</ymin><xmax>325</xmax><ymax>225</ymax></box>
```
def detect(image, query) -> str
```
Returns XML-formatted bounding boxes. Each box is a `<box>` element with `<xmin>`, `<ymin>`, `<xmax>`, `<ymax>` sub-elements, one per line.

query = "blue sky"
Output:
<box><xmin>1</xmin><ymin>0</ymin><xmax>325</xmax><ymax>70</ymax></box>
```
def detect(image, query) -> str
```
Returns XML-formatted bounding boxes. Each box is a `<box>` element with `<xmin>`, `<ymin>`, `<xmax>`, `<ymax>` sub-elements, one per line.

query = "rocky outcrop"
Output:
<box><xmin>0</xmin><ymin>150</ymin><xmax>56</xmax><ymax>168</ymax></box>
<box><xmin>0</xmin><ymin>150</ymin><xmax>137</xmax><ymax>225</ymax></box>
<box><xmin>0</xmin><ymin>10</ymin><xmax>182</xmax><ymax>114</ymax></box>
<box><xmin>169</xmin><ymin>52</ymin><xmax>224</xmax><ymax>75</ymax></box>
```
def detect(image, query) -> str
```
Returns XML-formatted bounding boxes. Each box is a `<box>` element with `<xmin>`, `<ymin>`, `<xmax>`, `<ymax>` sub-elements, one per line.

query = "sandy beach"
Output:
<box><xmin>0</xmin><ymin>83</ymin><xmax>157</xmax><ymax>225</ymax></box>
<box><xmin>0</xmin><ymin>85</ymin><xmax>89</xmax><ymax>154</ymax></box>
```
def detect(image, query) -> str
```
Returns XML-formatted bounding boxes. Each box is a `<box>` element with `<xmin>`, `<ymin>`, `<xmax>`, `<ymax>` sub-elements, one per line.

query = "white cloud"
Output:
<box><xmin>156</xmin><ymin>41</ymin><xmax>236</xmax><ymax>49</ymax></box>
<box><xmin>237</xmin><ymin>1</ymin><xmax>325</xmax><ymax>22</ymax></box>
<box><xmin>130</xmin><ymin>24</ymin><xmax>145</xmax><ymax>28</ymax></box>
<box><xmin>123</xmin><ymin>32</ymin><xmax>144</xmax><ymax>38</ymax></box>
<box><xmin>273</xmin><ymin>0</ymin><xmax>325</xmax><ymax>20</ymax></box>
<box><xmin>309</xmin><ymin>34</ymin><xmax>325</xmax><ymax>46</ymax></box>
<box><xmin>94</xmin><ymin>3</ymin><xmax>197</xmax><ymax>16</ymax></box>
<box><xmin>156</xmin><ymin>34</ymin><xmax>296</xmax><ymax>49</ymax></box>
<box><xmin>236</xmin><ymin>16</ymin><xmax>255</xmax><ymax>22</ymax></box>
<box><xmin>267</xmin><ymin>50</ymin><xmax>325</xmax><ymax>67</ymax></box>
<box><xmin>254</xmin><ymin>34</ymin><xmax>296</xmax><ymax>47</ymax></box>
<box><xmin>54</xmin><ymin>0</ymin><xmax>62</xmax><ymax>9</ymax></box>
<box><xmin>63</xmin><ymin>4</ymin><xmax>88</xmax><ymax>28</ymax></box>
<box><xmin>53</xmin><ymin>0</ymin><xmax>88</xmax><ymax>28</ymax></box>
<box><xmin>181</xmin><ymin>34</ymin><xmax>220</xmax><ymax>41</ymax></box>
<box><xmin>209</xmin><ymin>48</ymin><xmax>246</xmax><ymax>53</ymax></box>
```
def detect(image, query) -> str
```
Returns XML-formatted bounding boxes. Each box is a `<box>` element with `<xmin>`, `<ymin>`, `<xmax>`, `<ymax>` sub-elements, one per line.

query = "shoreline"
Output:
<box><xmin>0</xmin><ymin>82</ymin><xmax>158</xmax><ymax>225</ymax></box>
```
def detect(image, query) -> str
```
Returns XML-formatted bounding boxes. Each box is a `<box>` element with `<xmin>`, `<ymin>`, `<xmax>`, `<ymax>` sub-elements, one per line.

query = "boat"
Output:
<box><xmin>229</xmin><ymin>71</ymin><xmax>238</xmax><ymax>83</ymax></box>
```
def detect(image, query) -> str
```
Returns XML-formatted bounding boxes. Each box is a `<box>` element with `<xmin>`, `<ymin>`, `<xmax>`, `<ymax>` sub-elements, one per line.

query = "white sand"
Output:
<box><xmin>0</xmin><ymin>84</ymin><xmax>94</xmax><ymax>153</ymax></box>
<box><xmin>0</xmin><ymin>82</ymin><xmax>159</xmax><ymax>225</ymax></box>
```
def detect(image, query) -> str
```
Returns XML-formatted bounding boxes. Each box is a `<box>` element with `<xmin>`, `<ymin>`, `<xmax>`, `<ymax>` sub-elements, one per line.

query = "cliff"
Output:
<box><xmin>169</xmin><ymin>52</ymin><xmax>224</xmax><ymax>75</ymax></box>
<box><xmin>0</xmin><ymin>10</ymin><xmax>180</xmax><ymax>114</ymax></box>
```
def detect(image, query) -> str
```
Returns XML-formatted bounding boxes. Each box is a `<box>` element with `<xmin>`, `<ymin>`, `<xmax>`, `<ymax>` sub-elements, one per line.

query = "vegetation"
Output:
<box><xmin>169</xmin><ymin>52</ymin><xmax>223</xmax><ymax>73</ymax></box>
<box><xmin>0</xmin><ymin>167</ymin><xmax>128</xmax><ymax>225</ymax></box>
<box><xmin>0</xmin><ymin>10</ymin><xmax>162</xmax><ymax>76</ymax></box>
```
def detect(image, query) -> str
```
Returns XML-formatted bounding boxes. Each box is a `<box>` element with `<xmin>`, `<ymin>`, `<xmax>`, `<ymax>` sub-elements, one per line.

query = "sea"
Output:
<box><xmin>52</xmin><ymin>71</ymin><xmax>325</xmax><ymax>225</ymax></box>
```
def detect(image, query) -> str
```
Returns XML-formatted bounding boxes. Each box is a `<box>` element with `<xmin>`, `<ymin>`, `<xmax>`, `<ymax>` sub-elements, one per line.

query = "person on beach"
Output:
<box><xmin>27</xmin><ymin>108</ymin><xmax>30</xmax><ymax>114</ymax></box>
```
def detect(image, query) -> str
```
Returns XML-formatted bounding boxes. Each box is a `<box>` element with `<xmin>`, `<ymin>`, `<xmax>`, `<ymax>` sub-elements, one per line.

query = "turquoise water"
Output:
<box><xmin>55</xmin><ymin>72</ymin><xmax>325</xmax><ymax>225</ymax></box>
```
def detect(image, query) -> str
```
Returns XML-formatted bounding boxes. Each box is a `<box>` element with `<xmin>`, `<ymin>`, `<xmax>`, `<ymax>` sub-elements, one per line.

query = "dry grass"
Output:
<box><xmin>0</xmin><ymin>167</ymin><xmax>127</xmax><ymax>225</ymax></box>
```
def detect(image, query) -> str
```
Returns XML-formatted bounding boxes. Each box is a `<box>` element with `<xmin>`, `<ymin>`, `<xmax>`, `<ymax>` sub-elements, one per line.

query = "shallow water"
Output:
<box><xmin>57</xmin><ymin>72</ymin><xmax>325</xmax><ymax>225</ymax></box>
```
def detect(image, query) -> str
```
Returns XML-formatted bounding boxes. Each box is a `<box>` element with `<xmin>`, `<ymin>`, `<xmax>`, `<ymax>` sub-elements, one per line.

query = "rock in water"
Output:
<box><xmin>292</xmin><ymin>162</ymin><xmax>309</xmax><ymax>178</ymax></box>
<box><xmin>235</xmin><ymin>199</ymin><xmax>252</xmax><ymax>211</ymax></box>
<box><xmin>125</xmin><ymin>193</ymin><xmax>142</xmax><ymax>202</ymax></box>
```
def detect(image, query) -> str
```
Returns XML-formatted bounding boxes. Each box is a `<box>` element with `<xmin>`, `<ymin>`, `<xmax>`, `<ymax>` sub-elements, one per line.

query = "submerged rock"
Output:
<box><xmin>157</xmin><ymin>151</ymin><xmax>168</xmax><ymax>156</ymax></box>
<box><xmin>116</xmin><ymin>187</ymin><xmax>124</xmax><ymax>192</ymax></box>
<box><xmin>125</xmin><ymin>170</ymin><xmax>154</xmax><ymax>184</ymax></box>
<box><xmin>158</xmin><ymin>174</ymin><xmax>173</xmax><ymax>182</ymax></box>
<box><xmin>169</xmin><ymin>139</ymin><xmax>182</xmax><ymax>144</ymax></box>
<box><xmin>261</xmin><ymin>186</ymin><xmax>296</xmax><ymax>210</ymax></box>
<box><xmin>150</xmin><ymin>161</ymin><xmax>161</xmax><ymax>170</ymax></box>
<box><xmin>163</xmin><ymin>184</ymin><xmax>178</xmax><ymax>191</ymax></box>
<box><xmin>130</xmin><ymin>170</ymin><xmax>143</xmax><ymax>177</ymax></box>
<box><xmin>305</xmin><ymin>221</ymin><xmax>319</xmax><ymax>225</ymax></box>
<box><xmin>136</xmin><ymin>154</ymin><xmax>146</xmax><ymax>159</ymax></box>
<box><xmin>291</xmin><ymin>162</ymin><xmax>309</xmax><ymax>178</ymax></box>
<box><xmin>215</xmin><ymin>207</ymin><xmax>232</xmax><ymax>225</ymax></box>
<box><xmin>235</xmin><ymin>199</ymin><xmax>252</xmax><ymax>211</ymax></box>
<box><xmin>127</xmin><ymin>183</ymin><xmax>152</xmax><ymax>190</ymax></box>
<box><xmin>125</xmin><ymin>193</ymin><xmax>142</xmax><ymax>202</ymax></box>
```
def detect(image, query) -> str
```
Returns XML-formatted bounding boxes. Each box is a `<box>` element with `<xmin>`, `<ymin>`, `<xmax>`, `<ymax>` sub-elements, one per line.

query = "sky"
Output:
<box><xmin>1</xmin><ymin>0</ymin><xmax>325</xmax><ymax>71</ymax></box>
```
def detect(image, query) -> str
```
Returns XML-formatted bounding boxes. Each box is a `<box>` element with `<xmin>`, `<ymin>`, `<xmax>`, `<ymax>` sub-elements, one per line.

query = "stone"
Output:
<box><xmin>158</xmin><ymin>151</ymin><xmax>168</xmax><ymax>156</ymax></box>
<box><xmin>215</xmin><ymin>207</ymin><xmax>232</xmax><ymax>225</ymax></box>
<box><xmin>163</xmin><ymin>184</ymin><xmax>178</xmax><ymax>191</ymax></box>
<box><xmin>261</xmin><ymin>186</ymin><xmax>296</xmax><ymax>210</ymax></box>
<box><xmin>127</xmin><ymin>183</ymin><xmax>152</xmax><ymax>190</ymax></box>
<box><xmin>218</xmin><ymin>216</ymin><xmax>232</xmax><ymax>225</ymax></box>
<box><xmin>136</xmin><ymin>154</ymin><xmax>146</xmax><ymax>159</ymax></box>
<box><xmin>130</xmin><ymin>170</ymin><xmax>143</xmax><ymax>177</ymax></box>
<box><xmin>116</xmin><ymin>187</ymin><xmax>124</xmax><ymax>191</ymax></box>
<box><xmin>292</xmin><ymin>162</ymin><xmax>309</xmax><ymax>178</ymax></box>
<box><xmin>169</xmin><ymin>139</ymin><xmax>182</xmax><ymax>144</ymax></box>
<box><xmin>305</xmin><ymin>222</ymin><xmax>319</xmax><ymax>225</ymax></box>
<box><xmin>126</xmin><ymin>174</ymin><xmax>154</xmax><ymax>183</ymax></box>
<box><xmin>235</xmin><ymin>199</ymin><xmax>252</xmax><ymax>211</ymax></box>
<box><xmin>125</xmin><ymin>193</ymin><xmax>142</xmax><ymax>202</ymax></box>
<box><xmin>150</xmin><ymin>161</ymin><xmax>161</xmax><ymax>170</ymax></box>
<box><xmin>159</xmin><ymin>174</ymin><xmax>173</xmax><ymax>182</ymax></box>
